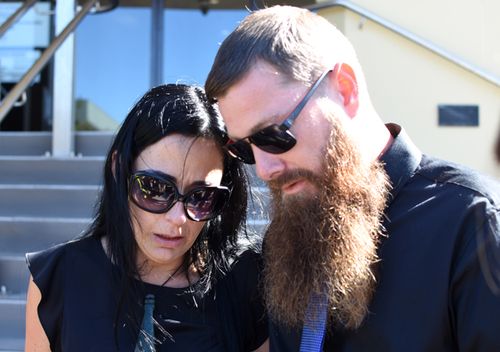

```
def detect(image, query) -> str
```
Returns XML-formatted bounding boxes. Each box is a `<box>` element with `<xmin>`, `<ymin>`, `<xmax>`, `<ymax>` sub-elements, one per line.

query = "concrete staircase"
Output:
<box><xmin>0</xmin><ymin>131</ymin><xmax>268</xmax><ymax>351</ymax></box>
<box><xmin>0</xmin><ymin>131</ymin><xmax>112</xmax><ymax>351</ymax></box>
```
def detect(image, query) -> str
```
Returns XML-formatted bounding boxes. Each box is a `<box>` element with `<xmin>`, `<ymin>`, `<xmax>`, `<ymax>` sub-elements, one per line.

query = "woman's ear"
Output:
<box><xmin>332</xmin><ymin>63</ymin><xmax>359</xmax><ymax>118</ymax></box>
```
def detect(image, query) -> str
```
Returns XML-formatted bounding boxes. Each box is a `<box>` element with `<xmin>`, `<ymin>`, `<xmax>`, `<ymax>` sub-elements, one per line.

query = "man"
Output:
<box><xmin>206</xmin><ymin>5</ymin><xmax>500</xmax><ymax>351</ymax></box>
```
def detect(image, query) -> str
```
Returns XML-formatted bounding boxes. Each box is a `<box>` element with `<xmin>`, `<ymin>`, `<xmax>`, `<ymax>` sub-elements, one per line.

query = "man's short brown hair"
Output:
<box><xmin>205</xmin><ymin>6</ymin><xmax>360</xmax><ymax>101</ymax></box>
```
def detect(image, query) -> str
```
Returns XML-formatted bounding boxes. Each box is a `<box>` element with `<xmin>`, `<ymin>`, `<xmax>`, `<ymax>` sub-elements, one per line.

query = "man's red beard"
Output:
<box><xmin>263</xmin><ymin>122</ymin><xmax>390</xmax><ymax>329</ymax></box>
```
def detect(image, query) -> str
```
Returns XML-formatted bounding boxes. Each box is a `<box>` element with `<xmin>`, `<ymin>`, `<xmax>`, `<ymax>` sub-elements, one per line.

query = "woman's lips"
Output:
<box><xmin>154</xmin><ymin>233</ymin><xmax>183</xmax><ymax>247</ymax></box>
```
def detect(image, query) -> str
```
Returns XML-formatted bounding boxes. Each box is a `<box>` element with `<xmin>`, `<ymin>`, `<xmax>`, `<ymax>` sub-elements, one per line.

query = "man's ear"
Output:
<box><xmin>332</xmin><ymin>63</ymin><xmax>359</xmax><ymax>118</ymax></box>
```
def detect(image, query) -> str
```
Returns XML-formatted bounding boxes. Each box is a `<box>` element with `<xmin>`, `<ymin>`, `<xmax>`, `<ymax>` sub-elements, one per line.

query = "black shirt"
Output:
<box><xmin>27</xmin><ymin>236</ymin><xmax>268</xmax><ymax>351</ymax></box>
<box><xmin>269</xmin><ymin>123</ymin><xmax>500</xmax><ymax>351</ymax></box>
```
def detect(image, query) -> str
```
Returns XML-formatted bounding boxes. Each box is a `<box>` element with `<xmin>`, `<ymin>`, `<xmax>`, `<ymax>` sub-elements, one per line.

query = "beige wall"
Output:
<box><xmin>317</xmin><ymin>0</ymin><xmax>500</xmax><ymax>178</ymax></box>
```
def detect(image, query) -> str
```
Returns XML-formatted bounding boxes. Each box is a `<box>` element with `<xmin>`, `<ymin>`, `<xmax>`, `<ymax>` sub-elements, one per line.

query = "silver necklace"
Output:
<box><xmin>160</xmin><ymin>264</ymin><xmax>184</xmax><ymax>287</ymax></box>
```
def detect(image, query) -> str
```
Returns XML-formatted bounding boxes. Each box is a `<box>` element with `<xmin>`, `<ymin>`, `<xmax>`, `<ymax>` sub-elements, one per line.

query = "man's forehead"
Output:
<box><xmin>225</xmin><ymin>63</ymin><xmax>285</xmax><ymax>97</ymax></box>
<box><xmin>253</xmin><ymin>61</ymin><xmax>283</xmax><ymax>77</ymax></box>
<box><xmin>218</xmin><ymin>63</ymin><xmax>298</xmax><ymax>139</ymax></box>
<box><xmin>219</xmin><ymin>99</ymin><xmax>282</xmax><ymax>140</ymax></box>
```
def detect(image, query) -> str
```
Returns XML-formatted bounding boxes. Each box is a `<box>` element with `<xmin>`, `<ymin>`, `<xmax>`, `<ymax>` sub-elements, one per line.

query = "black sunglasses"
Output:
<box><xmin>225</xmin><ymin>69</ymin><xmax>332</xmax><ymax>164</ymax></box>
<box><xmin>129</xmin><ymin>171</ymin><xmax>230</xmax><ymax>222</ymax></box>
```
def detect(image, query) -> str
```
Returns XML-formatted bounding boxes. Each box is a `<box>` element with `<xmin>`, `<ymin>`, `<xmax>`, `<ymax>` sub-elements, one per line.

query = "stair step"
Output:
<box><xmin>0</xmin><ymin>256</ymin><xmax>28</xmax><ymax>295</ymax></box>
<box><xmin>0</xmin><ymin>216</ymin><xmax>90</xmax><ymax>254</ymax></box>
<box><xmin>0</xmin><ymin>159</ymin><xmax>264</xmax><ymax>187</ymax></box>
<box><xmin>0</xmin><ymin>225</ymin><xmax>268</xmax><ymax>295</ymax></box>
<box><xmin>0</xmin><ymin>132</ymin><xmax>51</xmax><ymax>156</ymax></box>
<box><xmin>75</xmin><ymin>131</ymin><xmax>114</xmax><ymax>156</ymax></box>
<box><xmin>0</xmin><ymin>296</ymin><xmax>25</xmax><ymax>341</ymax></box>
<box><xmin>0</xmin><ymin>156</ymin><xmax>105</xmax><ymax>185</ymax></box>
<box><xmin>0</xmin><ymin>185</ymin><xmax>267</xmax><ymax>222</ymax></box>
<box><xmin>0</xmin><ymin>337</ymin><xmax>24</xmax><ymax>352</ymax></box>
<box><xmin>0</xmin><ymin>185</ymin><xmax>100</xmax><ymax>218</ymax></box>
<box><xmin>0</xmin><ymin>131</ymin><xmax>114</xmax><ymax>157</ymax></box>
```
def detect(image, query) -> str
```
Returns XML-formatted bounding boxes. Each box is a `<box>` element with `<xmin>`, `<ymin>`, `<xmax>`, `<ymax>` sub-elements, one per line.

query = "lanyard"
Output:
<box><xmin>135</xmin><ymin>294</ymin><xmax>156</xmax><ymax>352</ymax></box>
<box><xmin>299</xmin><ymin>292</ymin><xmax>328</xmax><ymax>352</ymax></box>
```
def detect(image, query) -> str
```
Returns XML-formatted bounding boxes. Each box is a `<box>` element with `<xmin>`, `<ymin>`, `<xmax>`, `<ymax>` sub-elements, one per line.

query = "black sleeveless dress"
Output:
<box><xmin>26</xmin><ymin>236</ymin><xmax>268</xmax><ymax>351</ymax></box>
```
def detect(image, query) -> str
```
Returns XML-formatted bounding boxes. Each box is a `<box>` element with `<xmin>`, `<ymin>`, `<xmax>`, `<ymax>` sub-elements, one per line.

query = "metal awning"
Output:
<box><xmin>95</xmin><ymin>0</ymin><xmax>317</xmax><ymax>10</ymax></box>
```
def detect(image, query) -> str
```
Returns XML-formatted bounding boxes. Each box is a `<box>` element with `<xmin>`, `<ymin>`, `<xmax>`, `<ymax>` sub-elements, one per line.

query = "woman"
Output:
<box><xmin>25</xmin><ymin>84</ymin><xmax>268</xmax><ymax>351</ymax></box>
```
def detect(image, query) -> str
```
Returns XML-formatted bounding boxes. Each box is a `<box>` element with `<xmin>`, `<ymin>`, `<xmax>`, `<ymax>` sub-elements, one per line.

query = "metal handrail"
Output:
<box><xmin>306</xmin><ymin>0</ymin><xmax>500</xmax><ymax>88</ymax></box>
<box><xmin>0</xmin><ymin>0</ymin><xmax>38</xmax><ymax>38</ymax></box>
<box><xmin>0</xmin><ymin>0</ymin><xmax>119</xmax><ymax>123</ymax></box>
<box><xmin>0</xmin><ymin>0</ymin><xmax>98</xmax><ymax>124</ymax></box>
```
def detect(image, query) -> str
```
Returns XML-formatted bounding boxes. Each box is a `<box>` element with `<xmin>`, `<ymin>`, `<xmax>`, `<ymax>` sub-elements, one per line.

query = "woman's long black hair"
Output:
<box><xmin>83</xmin><ymin>84</ymin><xmax>249</xmax><ymax>347</ymax></box>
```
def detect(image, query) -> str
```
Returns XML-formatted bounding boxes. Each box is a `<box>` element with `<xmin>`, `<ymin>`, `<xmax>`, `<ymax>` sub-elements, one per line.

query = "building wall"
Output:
<box><xmin>317</xmin><ymin>0</ymin><xmax>500</xmax><ymax>178</ymax></box>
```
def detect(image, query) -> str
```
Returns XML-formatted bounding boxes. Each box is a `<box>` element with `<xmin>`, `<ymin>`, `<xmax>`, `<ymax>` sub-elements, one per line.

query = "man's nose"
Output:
<box><xmin>252</xmin><ymin>145</ymin><xmax>285</xmax><ymax>182</ymax></box>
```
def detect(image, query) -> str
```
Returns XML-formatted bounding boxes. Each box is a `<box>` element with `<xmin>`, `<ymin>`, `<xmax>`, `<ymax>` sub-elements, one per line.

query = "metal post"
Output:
<box><xmin>52</xmin><ymin>0</ymin><xmax>76</xmax><ymax>157</ymax></box>
<box><xmin>150</xmin><ymin>0</ymin><xmax>164</xmax><ymax>87</ymax></box>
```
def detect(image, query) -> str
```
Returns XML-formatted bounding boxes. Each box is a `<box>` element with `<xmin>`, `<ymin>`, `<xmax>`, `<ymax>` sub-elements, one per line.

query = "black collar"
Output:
<box><xmin>380</xmin><ymin>123</ymin><xmax>422</xmax><ymax>202</ymax></box>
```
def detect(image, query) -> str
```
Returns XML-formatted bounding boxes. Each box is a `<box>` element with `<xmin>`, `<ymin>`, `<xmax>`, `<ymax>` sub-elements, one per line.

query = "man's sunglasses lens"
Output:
<box><xmin>226</xmin><ymin>141</ymin><xmax>255</xmax><ymax>164</ymax></box>
<box><xmin>130</xmin><ymin>174</ymin><xmax>229</xmax><ymax>221</ymax></box>
<box><xmin>226</xmin><ymin>125</ymin><xmax>297</xmax><ymax>164</ymax></box>
<box><xmin>250</xmin><ymin>125</ymin><xmax>297</xmax><ymax>154</ymax></box>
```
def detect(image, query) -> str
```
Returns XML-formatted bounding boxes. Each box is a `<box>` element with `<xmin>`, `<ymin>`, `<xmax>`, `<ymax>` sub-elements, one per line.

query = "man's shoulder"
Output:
<box><xmin>415</xmin><ymin>154</ymin><xmax>500</xmax><ymax>207</ymax></box>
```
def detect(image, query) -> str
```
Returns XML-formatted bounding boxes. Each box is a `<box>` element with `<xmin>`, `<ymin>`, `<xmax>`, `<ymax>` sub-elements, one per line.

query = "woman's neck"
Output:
<box><xmin>100</xmin><ymin>236</ymin><xmax>199</xmax><ymax>288</ymax></box>
<box><xmin>136</xmin><ymin>255</ymin><xmax>200</xmax><ymax>288</ymax></box>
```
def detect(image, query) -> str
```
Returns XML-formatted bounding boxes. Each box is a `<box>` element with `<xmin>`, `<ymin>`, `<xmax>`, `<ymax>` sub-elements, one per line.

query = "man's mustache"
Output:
<box><xmin>268</xmin><ymin>168</ymin><xmax>322</xmax><ymax>193</ymax></box>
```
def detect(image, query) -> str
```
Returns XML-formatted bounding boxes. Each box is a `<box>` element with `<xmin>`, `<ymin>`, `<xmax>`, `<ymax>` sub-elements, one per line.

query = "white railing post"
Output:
<box><xmin>52</xmin><ymin>0</ymin><xmax>76</xmax><ymax>157</ymax></box>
